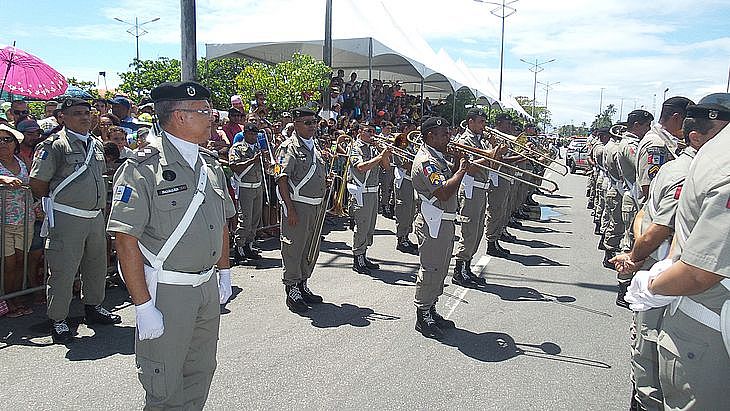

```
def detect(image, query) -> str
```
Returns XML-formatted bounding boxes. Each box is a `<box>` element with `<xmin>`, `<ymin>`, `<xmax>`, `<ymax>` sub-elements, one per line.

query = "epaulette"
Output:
<box><xmin>130</xmin><ymin>146</ymin><xmax>160</xmax><ymax>164</ymax></box>
<box><xmin>41</xmin><ymin>134</ymin><xmax>60</xmax><ymax>145</ymax></box>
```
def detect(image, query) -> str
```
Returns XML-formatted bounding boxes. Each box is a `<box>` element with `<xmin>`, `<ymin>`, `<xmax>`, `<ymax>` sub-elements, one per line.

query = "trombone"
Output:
<box><xmin>406</xmin><ymin>131</ymin><xmax>559</xmax><ymax>193</ymax></box>
<box><xmin>370</xmin><ymin>134</ymin><xmax>417</xmax><ymax>163</ymax></box>
<box><xmin>482</xmin><ymin>126</ymin><xmax>569</xmax><ymax>176</ymax></box>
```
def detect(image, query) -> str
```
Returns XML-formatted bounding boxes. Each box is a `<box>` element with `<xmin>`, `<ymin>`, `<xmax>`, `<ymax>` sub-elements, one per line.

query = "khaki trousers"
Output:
<box><xmin>136</xmin><ymin>275</ymin><xmax>219</xmax><ymax>411</ymax></box>
<box><xmin>413</xmin><ymin>213</ymin><xmax>454</xmax><ymax>310</ymax></box>
<box><xmin>485</xmin><ymin>180</ymin><xmax>510</xmax><ymax>242</ymax></box>
<box><xmin>454</xmin><ymin>186</ymin><xmax>488</xmax><ymax>261</ymax></box>
<box><xmin>349</xmin><ymin>192</ymin><xmax>378</xmax><ymax>256</ymax></box>
<box><xmin>394</xmin><ymin>180</ymin><xmax>416</xmax><ymax>238</ymax></box>
<box><xmin>602</xmin><ymin>187</ymin><xmax>624</xmax><ymax>251</ymax></box>
<box><xmin>234</xmin><ymin>186</ymin><xmax>263</xmax><ymax>246</ymax></box>
<box><xmin>281</xmin><ymin>201</ymin><xmax>322</xmax><ymax>286</ymax></box>
<box><xmin>45</xmin><ymin>212</ymin><xmax>107</xmax><ymax>321</ymax></box>
<box><xmin>632</xmin><ymin>307</ymin><xmax>665</xmax><ymax>411</ymax></box>
<box><xmin>621</xmin><ymin>193</ymin><xmax>638</xmax><ymax>252</ymax></box>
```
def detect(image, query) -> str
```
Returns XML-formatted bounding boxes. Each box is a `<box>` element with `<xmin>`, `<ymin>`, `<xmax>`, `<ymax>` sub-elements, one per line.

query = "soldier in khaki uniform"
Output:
<box><xmin>591</xmin><ymin>128</ymin><xmax>610</xmax><ymax>235</ymax></box>
<box><xmin>229</xmin><ymin>123</ymin><xmax>265</xmax><ymax>261</ymax></box>
<box><xmin>601</xmin><ymin>125</ymin><xmax>625</xmax><ymax>269</ymax></box>
<box><xmin>485</xmin><ymin>113</ymin><xmax>515</xmax><ymax>257</ymax></box>
<box><xmin>275</xmin><ymin>108</ymin><xmax>327</xmax><ymax>313</ymax></box>
<box><xmin>411</xmin><ymin>116</ymin><xmax>469</xmax><ymax>339</ymax></box>
<box><xmin>453</xmin><ymin>107</ymin><xmax>505</xmax><ymax>286</ymax></box>
<box><xmin>29</xmin><ymin>98</ymin><xmax>121</xmax><ymax>344</ymax></box>
<box><xmin>617</xmin><ymin>110</ymin><xmax>653</xmax><ymax>252</ymax></box>
<box><xmin>635</xmin><ymin>97</ymin><xmax>693</xmax><ymax>202</ymax></box>
<box><xmin>392</xmin><ymin>132</ymin><xmax>418</xmax><ymax>255</ymax></box>
<box><xmin>612</xmin><ymin>110</ymin><xmax>713</xmax><ymax>411</ymax></box>
<box><xmin>627</xmin><ymin>93</ymin><xmax>730</xmax><ymax>410</ymax></box>
<box><xmin>348</xmin><ymin>123</ymin><xmax>391</xmax><ymax>274</ymax></box>
<box><xmin>107</xmin><ymin>82</ymin><xmax>236</xmax><ymax>410</ymax></box>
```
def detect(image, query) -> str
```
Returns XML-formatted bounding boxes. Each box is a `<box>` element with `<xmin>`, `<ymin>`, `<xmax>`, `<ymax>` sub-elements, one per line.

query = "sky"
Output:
<box><xmin>1</xmin><ymin>0</ymin><xmax>729</xmax><ymax>127</ymax></box>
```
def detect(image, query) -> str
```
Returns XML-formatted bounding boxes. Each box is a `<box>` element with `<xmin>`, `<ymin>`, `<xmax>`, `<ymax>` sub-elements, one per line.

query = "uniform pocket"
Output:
<box><xmin>657</xmin><ymin>328</ymin><xmax>708</xmax><ymax>398</ymax></box>
<box><xmin>137</xmin><ymin>356</ymin><xmax>167</xmax><ymax>399</ymax></box>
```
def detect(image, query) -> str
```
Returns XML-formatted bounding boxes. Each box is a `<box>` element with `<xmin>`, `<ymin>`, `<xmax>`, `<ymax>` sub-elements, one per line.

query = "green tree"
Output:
<box><xmin>557</xmin><ymin>122</ymin><xmax>590</xmax><ymax>137</ymax></box>
<box><xmin>590</xmin><ymin>104</ymin><xmax>617</xmax><ymax>129</ymax></box>
<box><xmin>235</xmin><ymin>53</ymin><xmax>331</xmax><ymax>115</ymax></box>
<box><xmin>199</xmin><ymin>58</ymin><xmax>249</xmax><ymax>109</ymax></box>
<box><xmin>514</xmin><ymin>96</ymin><xmax>551</xmax><ymax>129</ymax></box>
<box><xmin>66</xmin><ymin>77</ymin><xmax>101</xmax><ymax>99</ymax></box>
<box><xmin>118</xmin><ymin>58</ymin><xmax>182</xmax><ymax>98</ymax></box>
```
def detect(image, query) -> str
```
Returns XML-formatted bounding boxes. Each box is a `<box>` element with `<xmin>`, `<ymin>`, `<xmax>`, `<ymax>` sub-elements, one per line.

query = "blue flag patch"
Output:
<box><xmin>113</xmin><ymin>185</ymin><xmax>133</xmax><ymax>203</ymax></box>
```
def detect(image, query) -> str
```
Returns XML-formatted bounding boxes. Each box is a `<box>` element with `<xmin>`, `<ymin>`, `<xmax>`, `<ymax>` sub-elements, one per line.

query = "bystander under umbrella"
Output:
<box><xmin>0</xmin><ymin>45</ymin><xmax>67</xmax><ymax>100</ymax></box>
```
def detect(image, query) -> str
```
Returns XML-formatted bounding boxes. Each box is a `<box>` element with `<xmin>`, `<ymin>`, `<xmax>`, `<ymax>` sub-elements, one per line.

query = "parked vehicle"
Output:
<box><xmin>566</xmin><ymin>138</ymin><xmax>591</xmax><ymax>174</ymax></box>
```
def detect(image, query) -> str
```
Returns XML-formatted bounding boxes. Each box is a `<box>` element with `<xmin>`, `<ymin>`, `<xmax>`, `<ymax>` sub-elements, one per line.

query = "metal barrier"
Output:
<box><xmin>0</xmin><ymin>184</ymin><xmax>41</xmax><ymax>301</ymax></box>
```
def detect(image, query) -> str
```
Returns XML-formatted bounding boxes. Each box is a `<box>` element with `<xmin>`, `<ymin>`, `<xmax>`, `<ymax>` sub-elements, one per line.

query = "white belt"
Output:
<box><xmin>291</xmin><ymin>193</ymin><xmax>323</xmax><ymax>205</ymax></box>
<box><xmin>363</xmin><ymin>186</ymin><xmax>379</xmax><ymax>193</ymax></box>
<box><xmin>53</xmin><ymin>202</ymin><xmax>102</xmax><ymax>219</ymax></box>
<box><xmin>154</xmin><ymin>265</ymin><xmax>216</xmax><ymax>287</ymax></box>
<box><xmin>237</xmin><ymin>181</ymin><xmax>262</xmax><ymax>189</ymax></box>
<box><xmin>473</xmin><ymin>180</ymin><xmax>489</xmax><ymax>190</ymax></box>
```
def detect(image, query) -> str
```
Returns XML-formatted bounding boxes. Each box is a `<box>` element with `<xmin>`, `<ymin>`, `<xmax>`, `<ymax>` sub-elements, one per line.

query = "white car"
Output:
<box><xmin>566</xmin><ymin>138</ymin><xmax>591</xmax><ymax>174</ymax></box>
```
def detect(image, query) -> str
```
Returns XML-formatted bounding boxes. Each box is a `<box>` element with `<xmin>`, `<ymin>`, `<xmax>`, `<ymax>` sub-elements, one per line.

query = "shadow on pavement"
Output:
<box><xmin>514</xmin><ymin>225</ymin><xmax>572</xmax><ymax>235</ymax></box>
<box><xmin>504</xmin><ymin>253</ymin><xmax>569</xmax><ymax>267</ymax></box>
<box><xmin>511</xmin><ymin>238</ymin><xmax>568</xmax><ymax>249</ymax></box>
<box><xmin>65</xmin><ymin>322</ymin><xmax>135</xmax><ymax>361</ymax></box>
<box><xmin>443</xmin><ymin>330</ymin><xmax>611</xmax><ymax>368</ymax></box>
<box><xmin>302</xmin><ymin>302</ymin><xmax>400</xmax><ymax>328</ymax></box>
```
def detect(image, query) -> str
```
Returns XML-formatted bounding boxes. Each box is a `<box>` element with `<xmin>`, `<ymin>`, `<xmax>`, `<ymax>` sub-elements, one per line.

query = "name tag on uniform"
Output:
<box><xmin>157</xmin><ymin>185</ymin><xmax>188</xmax><ymax>196</ymax></box>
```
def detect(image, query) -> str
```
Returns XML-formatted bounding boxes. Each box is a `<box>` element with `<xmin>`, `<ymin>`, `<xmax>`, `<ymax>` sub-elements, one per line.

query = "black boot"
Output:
<box><xmin>466</xmin><ymin>259</ymin><xmax>486</xmax><ymax>285</ymax></box>
<box><xmin>501</xmin><ymin>230</ymin><xmax>517</xmax><ymax>243</ymax></box>
<box><xmin>84</xmin><ymin>304</ymin><xmax>122</xmax><ymax>325</ymax></box>
<box><xmin>487</xmin><ymin>241</ymin><xmax>509</xmax><ymax>258</ymax></box>
<box><xmin>603</xmin><ymin>250</ymin><xmax>616</xmax><ymax>269</ymax></box>
<box><xmin>387</xmin><ymin>204</ymin><xmax>395</xmax><ymax>219</ymax></box>
<box><xmin>430</xmin><ymin>306</ymin><xmax>455</xmax><ymax>329</ymax></box>
<box><xmin>507</xmin><ymin>217</ymin><xmax>522</xmax><ymax>229</ymax></box>
<box><xmin>243</xmin><ymin>242</ymin><xmax>261</xmax><ymax>259</ymax></box>
<box><xmin>598</xmin><ymin>235</ymin><xmax>607</xmax><ymax>251</ymax></box>
<box><xmin>396</xmin><ymin>237</ymin><xmax>418</xmax><ymax>255</ymax></box>
<box><xmin>50</xmin><ymin>319</ymin><xmax>72</xmax><ymax>344</ymax></box>
<box><xmin>496</xmin><ymin>241</ymin><xmax>511</xmax><ymax>255</ymax></box>
<box><xmin>352</xmin><ymin>254</ymin><xmax>371</xmax><ymax>274</ymax></box>
<box><xmin>363</xmin><ymin>255</ymin><xmax>380</xmax><ymax>269</ymax></box>
<box><xmin>525</xmin><ymin>196</ymin><xmax>538</xmax><ymax>206</ymax></box>
<box><xmin>452</xmin><ymin>260</ymin><xmax>478</xmax><ymax>288</ymax></box>
<box><xmin>286</xmin><ymin>284</ymin><xmax>310</xmax><ymax>313</ymax></box>
<box><xmin>594</xmin><ymin>223</ymin><xmax>602</xmax><ymax>236</ymax></box>
<box><xmin>587</xmin><ymin>201</ymin><xmax>594</xmax><ymax>209</ymax></box>
<box><xmin>298</xmin><ymin>280</ymin><xmax>323</xmax><ymax>304</ymax></box>
<box><xmin>616</xmin><ymin>281</ymin><xmax>631</xmax><ymax>310</ymax></box>
<box><xmin>415</xmin><ymin>308</ymin><xmax>443</xmax><ymax>339</ymax></box>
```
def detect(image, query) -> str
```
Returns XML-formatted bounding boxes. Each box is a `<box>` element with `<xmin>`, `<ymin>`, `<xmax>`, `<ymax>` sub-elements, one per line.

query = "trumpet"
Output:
<box><xmin>483</xmin><ymin>126</ymin><xmax>569</xmax><ymax>176</ymax></box>
<box><xmin>448</xmin><ymin>140</ymin><xmax>559</xmax><ymax>193</ymax></box>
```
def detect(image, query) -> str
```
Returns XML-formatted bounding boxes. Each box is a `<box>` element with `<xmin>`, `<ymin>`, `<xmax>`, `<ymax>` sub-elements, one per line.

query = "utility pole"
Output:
<box><xmin>599</xmin><ymin>87</ymin><xmax>605</xmax><ymax>115</ymax></box>
<box><xmin>322</xmin><ymin>0</ymin><xmax>333</xmax><ymax>112</ymax></box>
<box><xmin>520</xmin><ymin>58</ymin><xmax>555</xmax><ymax>118</ymax></box>
<box><xmin>474</xmin><ymin>0</ymin><xmax>518</xmax><ymax>101</ymax></box>
<box><xmin>180</xmin><ymin>0</ymin><xmax>197</xmax><ymax>81</ymax></box>
<box><xmin>537</xmin><ymin>80</ymin><xmax>559</xmax><ymax>130</ymax></box>
<box><xmin>113</xmin><ymin>16</ymin><xmax>159</xmax><ymax>95</ymax></box>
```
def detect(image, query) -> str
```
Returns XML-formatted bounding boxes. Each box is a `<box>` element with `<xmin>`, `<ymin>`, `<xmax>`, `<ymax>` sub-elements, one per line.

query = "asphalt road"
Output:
<box><xmin>0</xmin><ymin>164</ymin><xmax>634</xmax><ymax>410</ymax></box>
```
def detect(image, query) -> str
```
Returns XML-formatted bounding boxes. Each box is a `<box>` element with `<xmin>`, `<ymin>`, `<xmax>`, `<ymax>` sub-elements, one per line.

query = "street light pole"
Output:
<box><xmin>599</xmin><ymin>87</ymin><xmax>605</xmax><ymax>115</ymax></box>
<box><xmin>537</xmin><ymin>80</ymin><xmax>559</xmax><ymax>130</ymax></box>
<box><xmin>474</xmin><ymin>0</ymin><xmax>518</xmax><ymax>102</ymax></box>
<box><xmin>663</xmin><ymin>87</ymin><xmax>669</xmax><ymax>102</ymax></box>
<box><xmin>520</xmin><ymin>57</ymin><xmax>555</xmax><ymax>118</ymax></box>
<box><xmin>113</xmin><ymin>16</ymin><xmax>160</xmax><ymax>64</ymax></box>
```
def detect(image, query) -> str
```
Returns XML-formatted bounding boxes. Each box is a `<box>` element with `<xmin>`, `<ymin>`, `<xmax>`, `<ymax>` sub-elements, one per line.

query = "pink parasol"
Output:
<box><xmin>0</xmin><ymin>45</ymin><xmax>68</xmax><ymax>100</ymax></box>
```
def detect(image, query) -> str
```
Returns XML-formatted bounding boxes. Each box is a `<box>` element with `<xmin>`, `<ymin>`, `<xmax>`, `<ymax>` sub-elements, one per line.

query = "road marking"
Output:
<box><xmin>443</xmin><ymin>255</ymin><xmax>491</xmax><ymax>319</ymax></box>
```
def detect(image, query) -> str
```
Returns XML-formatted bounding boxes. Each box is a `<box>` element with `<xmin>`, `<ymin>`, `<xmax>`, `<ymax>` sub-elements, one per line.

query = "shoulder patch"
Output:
<box><xmin>113</xmin><ymin>185</ymin><xmax>133</xmax><ymax>203</ymax></box>
<box><xmin>674</xmin><ymin>185</ymin><xmax>682</xmax><ymax>200</ymax></box>
<box><xmin>648</xmin><ymin>164</ymin><xmax>661</xmax><ymax>179</ymax></box>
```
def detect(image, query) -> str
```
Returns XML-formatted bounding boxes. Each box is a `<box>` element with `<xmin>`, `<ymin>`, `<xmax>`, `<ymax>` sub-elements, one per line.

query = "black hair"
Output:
<box><xmin>682</xmin><ymin>117</ymin><xmax>715</xmax><ymax>146</ymax></box>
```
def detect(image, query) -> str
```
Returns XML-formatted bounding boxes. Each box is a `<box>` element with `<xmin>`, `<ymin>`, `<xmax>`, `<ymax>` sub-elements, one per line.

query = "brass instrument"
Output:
<box><xmin>328</xmin><ymin>138</ymin><xmax>354</xmax><ymax>217</ymax></box>
<box><xmin>407</xmin><ymin>129</ymin><xmax>423</xmax><ymax>147</ymax></box>
<box><xmin>448</xmin><ymin>140</ymin><xmax>560</xmax><ymax>193</ymax></box>
<box><xmin>609</xmin><ymin>123</ymin><xmax>627</xmax><ymax>138</ymax></box>
<box><xmin>483</xmin><ymin>126</ymin><xmax>569</xmax><ymax>176</ymax></box>
<box><xmin>307</xmin><ymin>145</ymin><xmax>344</xmax><ymax>266</ymax></box>
<box><xmin>370</xmin><ymin>134</ymin><xmax>416</xmax><ymax>163</ymax></box>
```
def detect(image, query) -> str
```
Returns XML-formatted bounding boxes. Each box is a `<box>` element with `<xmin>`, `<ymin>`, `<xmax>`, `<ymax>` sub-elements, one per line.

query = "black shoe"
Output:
<box><xmin>84</xmin><ymin>304</ymin><xmax>122</xmax><ymax>325</ymax></box>
<box><xmin>286</xmin><ymin>284</ymin><xmax>310</xmax><ymax>313</ymax></box>
<box><xmin>352</xmin><ymin>255</ymin><xmax>371</xmax><ymax>274</ymax></box>
<box><xmin>250</xmin><ymin>242</ymin><xmax>262</xmax><ymax>252</ymax></box>
<box><xmin>500</xmin><ymin>231</ymin><xmax>517</xmax><ymax>243</ymax></box>
<box><xmin>242</xmin><ymin>243</ymin><xmax>261</xmax><ymax>260</ymax></box>
<box><xmin>51</xmin><ymin>320</ymin><xmax>72</xmax><ymax>344</ymax></box>
<box><xmin>508</xmin><ymin>218</ymin><xmax>522</xmax><ymax>229</ymax></box>
<box><xmin>298</xmin><ymin>280</ymin><xmax>323</xmax><ymax>304</ymax></box>
<box><xmin>387</xmin><ymin>204</ymin><xmax>395</xmax><ymax>219</ymax></box>
<box><xmin>363</xmin><ymin>255</ymin><xmax>380</xmax><ymax>269</ymax></box>
<box><xmin>597</xmin><ymin>235</ymin><xmax>607</xmax><ymax>250</ymax></box>
<box><xmin>515</xmin><ymin>210</ymin><xmax>530</xmax><ymax>220</ymax></box>
<box><xmin>525</xmin><ymin>197</ymin><xmax>539</xmax><ymax>206</ymax></box>
<box><xmin>603</xmin><ymin>250</ymin><xmax>616</xmax><ymax>269</ymax></box>
<box><xmin>496</xmin><ymin>241</ymin><xmax>511</xmax><ymax>255</ymax></box>
<box><xmin>415</xmin><ymin>308</ymin><xmax>444</xmax><ymax>339</ymax></box>
<box><xmin>487</xmin><ymin>242</ymin><xmax>509</xmax><ymax>258</ymax></box>
<box><xmin>452</xmin><ymin>260</ymin><xmax>478</xmax><ymax>288</ymax></box>
<box><xmin>430</xmin><ymin>306</ymin><xmax>455</xmax><ymax>329</ymax></box>
<box><xmin>348</xmin><ymin>218</ymin><xmax>354</xmax><ymax>230</ymax></box>
<box><xmin>466</xmin><ymin>259</ymin><xmax>487</xmax><ymax>285</ymax></box>
<box><xmin>587</xmin><ymin>201</ymin><xmax>594</xmax><ymax>209</ymax></box>
<box><xmin>616</xmin><ymin>281</ymin><xmax>631</xmax><ymax>310</ymax></box>
<box><xmin>231</xmin><ymin>246</ymin><xmax>246</xmax><ymax>265</ymax></box>
<box><xmin>396</xmin><ymin>237</ymin><xmax>418</xmax><ymax>255</ymax></box>
<box><xmin>594</xmin><ymin>223</ymin><xmax>602</xmax><ymax>236</ymax></box>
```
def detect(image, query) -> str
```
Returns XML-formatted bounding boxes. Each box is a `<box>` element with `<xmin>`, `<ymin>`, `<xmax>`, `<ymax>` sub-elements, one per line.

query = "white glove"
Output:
<box><xmin>135</xmin><ymin>299</ymin><xmax>164</xmax><ymax>340</ymax></box>
<box><xmin>625</xmin><ymin>259</ymin><xmax>677</xmax><ymax>311</ymax></box>
<box><xmin>218</xmin><ymin>269</ymin><xmax>232</xmax><ymax>304</ymax></box>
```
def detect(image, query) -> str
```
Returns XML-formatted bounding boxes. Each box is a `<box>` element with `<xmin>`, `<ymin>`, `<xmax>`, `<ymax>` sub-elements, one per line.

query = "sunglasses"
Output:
<box><xmin>297</xmin><ymin>120</ymin><xmax>317</xmax><ymax>126</ymax></box>
<box><xmin>13</xmin><ymin>110</ymin><xmax>29</xmax><ymax>115</ymax></box>
<box><xmin>0</xmin><ymin>136</ymin><xmax>16</xmax><ymax>144</ymax></box>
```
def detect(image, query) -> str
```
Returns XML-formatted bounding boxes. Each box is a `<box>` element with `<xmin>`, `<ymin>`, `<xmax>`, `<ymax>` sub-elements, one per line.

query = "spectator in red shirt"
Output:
<box><xmin>223</xmin><ymin>107</ymin><xmax>245</xmax><ymax>142</ymax></box>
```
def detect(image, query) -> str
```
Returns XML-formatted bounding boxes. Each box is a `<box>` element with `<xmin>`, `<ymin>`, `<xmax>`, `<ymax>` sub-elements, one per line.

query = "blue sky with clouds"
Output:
<box><xmin>2</xmin><ymin>0</ymin><xmax>729</xmax><ymax>127</ymax></box>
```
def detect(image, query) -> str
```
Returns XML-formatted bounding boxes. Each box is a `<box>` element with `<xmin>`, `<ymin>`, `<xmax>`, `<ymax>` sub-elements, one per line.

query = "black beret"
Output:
<box><xmin>662</xmin><ymin>96</ymin><xmax>694</xmax><ymax>113</ymax></box>
<box><xmin>150</xmin><ymin>81</ymin><xmax>211</xmax><ymax>103</ymax></box>
<box><xmin>466</xmin><ymin>107</ymin><xmax>487</xmax><ymax>120</ymax></box>
<box><xmin>685</xmin><ymin>93</ymin><xmax>730</xmax><ymax>121</ymax></box>
<box><xmin>596</xmin><ymin>127</ymin><xmax>610</xmax><ymax>134</ymax></box>
<box><xmin>421</xmin><ymin>116</ymin><xmax>449</xmax><ymax>133</ymax></box>
<box><xmin>627</xmin><ymin>109</ymin><xmax>654</xmax><ymax>124</ymax></box>
<box><xmin>60</xmin><ymin>98</ymin><xmax>91</xmax><ymax>111</ymax></box>
<box><xmin>244</xmin><ymin>123</ymin><xmax>259</xmax><ymax>133</ymax></box>
<box><xmin>494</xmin><ymin>112</ymin><xmax>512</xmax><ymax>123</ymax></box>
<box><xmin>291</xmin><ymin>107</ymin><xmax>316</xmax><ymax>119</ymax></box>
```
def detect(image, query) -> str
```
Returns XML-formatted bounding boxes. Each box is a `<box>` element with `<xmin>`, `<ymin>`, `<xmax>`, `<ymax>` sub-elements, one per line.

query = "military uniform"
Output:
<box><xmin>348</xmin><ymin>138</ymin><xmax>384</xmax><ymax>269</ymax></box>
<box><xmin>29</xmin><ymin>126</ymin><xmax>111</xmax><ymax>323</ymax></box>
<box><xmin>630</xmin><ymin>147</ymin><xmax>696</xmax><ymax>410</ymax></box>
<box><xmin>484</xmin><ymin>159</ymin><xmax>511</xmax><ymax>256</ymax></box>
<box><xmin>617</xmin><ymin>131</ymin><xmax>641</xmax><ymax>251</ymax></box>
<box><xmin>454</xmin><ymin>127</ymin><xmax>490</xmax><ymax>282</ymax></box>
<box><xmin>601</xmin><ymin>136</ymin><xmax>625</xmax><ymax>253</ymax></box>
<box><xmin>636</xmin><ymin>123</ymin><xmax>679</xmax><ymax>202</ymax></box>
<box><xmin>393</xmin><ymin>143</ymin><xmax>418</xmax><ymax>253</ymax></box>
<box><xmin>591</xmin><ymin>139</ymin><xmax>606</xmax><ymax>232</ymax></box>
<box><xmin>229</xmin><ymin>140</ymin><xmax>263</xmax><ymax>256</ymax></box>
<box><xmin>657</xmin><ymin>124</ymin><xmax>730</xmax><ymax>409</ymax></box>
<box><xmin>275</xmin><ymin>130</ymin><xmax>327</xmax><ymax>300</ymax></box>
<box><xmin>107</xmin><ymin>127</ymin><xmax>236</xmax><ymax>408</ymax></box>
